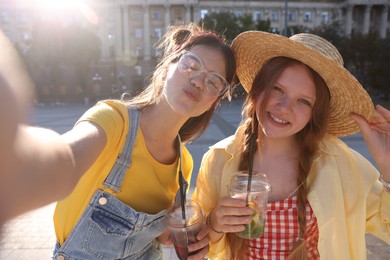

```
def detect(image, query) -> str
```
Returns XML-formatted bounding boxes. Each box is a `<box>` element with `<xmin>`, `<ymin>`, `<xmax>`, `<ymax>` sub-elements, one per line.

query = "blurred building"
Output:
<box><xmin>0</xmin><ymin>0</ymin><xmax>388</xmax><ymax>102</ymax></box>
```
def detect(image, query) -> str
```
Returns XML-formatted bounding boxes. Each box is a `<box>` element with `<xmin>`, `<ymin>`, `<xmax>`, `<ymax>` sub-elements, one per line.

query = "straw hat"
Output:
<box><xmin>231</xmin><ymin>31</ymin><xmax>374</xmax><ymax>137</ymax></box>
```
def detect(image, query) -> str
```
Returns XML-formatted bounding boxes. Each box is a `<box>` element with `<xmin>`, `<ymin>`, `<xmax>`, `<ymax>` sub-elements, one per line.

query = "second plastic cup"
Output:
<box><xmin>165</xmin><ymin>199</ymin><xmax>205</xmax><ymax>260</ymax></box>
<box><xmin>228</xmin><ymin>171</ymin><xmax>271</xmax><ymax>239</ymax></box>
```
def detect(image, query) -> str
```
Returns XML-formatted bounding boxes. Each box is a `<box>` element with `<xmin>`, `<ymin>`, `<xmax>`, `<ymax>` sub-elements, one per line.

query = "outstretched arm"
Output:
<box><xmin>351</xmin><ymin>104</ymin><xmax>390</xmax><ymax>181</ymax></box>
<box><xmin>0</xmin><ymin>27</ymin><xmax>107</xmax><ymax>225</ymax></box>
<box><xmin>1</xmin><ymin>120</ymin><xmax>107</xmax><ymax>224</ymax></box>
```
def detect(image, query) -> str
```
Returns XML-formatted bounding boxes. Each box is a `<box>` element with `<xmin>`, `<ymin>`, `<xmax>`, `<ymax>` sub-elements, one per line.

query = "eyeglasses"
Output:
<box><xmin>177</xmin><ymin>51</ymin><xmax>229</xmax><ymax>97</ymax></box>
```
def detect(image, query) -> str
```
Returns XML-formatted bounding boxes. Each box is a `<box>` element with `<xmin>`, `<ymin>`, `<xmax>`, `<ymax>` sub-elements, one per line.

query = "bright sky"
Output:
<box><xmin>32</xmin><ymin>0</ymin><xmax>99</xmax><ymax>24</ymax></box>
<box><xmin>35</xmin><ymin>0</ymin><xmax>82</xmax><ymax>11</ymax></box>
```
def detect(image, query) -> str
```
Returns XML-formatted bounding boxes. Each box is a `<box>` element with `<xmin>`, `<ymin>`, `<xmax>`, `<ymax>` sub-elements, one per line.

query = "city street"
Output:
<box><xmin>0</xmin><ymin>99</ymin><xmax>389</xmax><ymax>259</ymax></box>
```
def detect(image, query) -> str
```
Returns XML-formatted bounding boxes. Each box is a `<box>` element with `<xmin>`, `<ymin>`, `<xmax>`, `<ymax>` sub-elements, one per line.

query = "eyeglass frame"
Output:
<box><xmin>176</xmin><ymin>50</ymin><xmax>230</xmax><ymax>97</ymax></box>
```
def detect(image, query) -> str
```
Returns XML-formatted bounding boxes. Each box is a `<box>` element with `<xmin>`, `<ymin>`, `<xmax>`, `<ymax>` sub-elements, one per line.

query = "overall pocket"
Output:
<box><xmin>82</xmin><ymin>204</ymin><xmax>136</xmax><ymax>259</ymax></box>
<box><xmin>82</xmin><ymin>191</ymin><xmax>167</xmax><ymax>259</ymax></box>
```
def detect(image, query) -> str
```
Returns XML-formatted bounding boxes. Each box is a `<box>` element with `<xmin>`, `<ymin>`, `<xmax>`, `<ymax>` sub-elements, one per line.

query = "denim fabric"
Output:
<box><xmin>53</xmin><ymin>107</ymin><xmax>166</xmax><ymax>260</ymax></box>
<box><xmin>53</xmin><ymin>190</ymin><xmax>166</xmax><ymax>259</ymax></box>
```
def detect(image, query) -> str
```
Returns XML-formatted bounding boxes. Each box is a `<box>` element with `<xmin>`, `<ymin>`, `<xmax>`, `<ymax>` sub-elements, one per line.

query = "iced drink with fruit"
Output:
<box><xmin>228</xmin><ymin>171</ymin><xmax>271</xmax><ymax>239</ymax></box>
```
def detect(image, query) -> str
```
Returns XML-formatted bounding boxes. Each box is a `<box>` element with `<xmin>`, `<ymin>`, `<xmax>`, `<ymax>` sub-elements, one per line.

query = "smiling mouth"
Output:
<box><xmin>269</xmin><ymin>112</ymin><xmax>289</xmax><ymax>125</ymax></box>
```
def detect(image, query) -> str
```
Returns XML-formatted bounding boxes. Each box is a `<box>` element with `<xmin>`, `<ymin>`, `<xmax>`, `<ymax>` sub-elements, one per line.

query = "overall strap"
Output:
<box><xmin>103</xmin><ymin>106</ymin><xmax>140</xmax><ymax>192</ymax></box>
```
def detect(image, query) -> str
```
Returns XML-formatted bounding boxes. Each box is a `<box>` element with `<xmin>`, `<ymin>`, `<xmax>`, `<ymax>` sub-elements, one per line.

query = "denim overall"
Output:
<box><xmin>53</xmin><ymin>107</ymin><xmax>173</xmax><ymax>260</ymax></box>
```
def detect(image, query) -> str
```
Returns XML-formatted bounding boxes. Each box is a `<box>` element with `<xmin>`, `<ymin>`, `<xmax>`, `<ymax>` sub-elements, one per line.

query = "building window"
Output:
<box><xmin>235</xmin><ymin>10</ymin><xmax>243</xmax><ymax>17</ymax></box>
<box><xmin>154</xmin><ymin>28</ymin><xmax>162</xmax><ymax>38</ymax></box>
<box><xmin>288</xmin><ymin>11</ymin><xmax>296</xmax><ymax>22</ymax></box>
<box><xmin>1</xmin><ymin>12</ymin><xmax>8</xmax><ymax>24</ymax></box>
<box><xmin>134</xmin><ymin>65</ymin><xmax>142</xmax><ymax>76</ymax></box>
<box><xmin>271</xmin><ymin>11</ymin><xmax>278</xmax><ymax>21</ymax></box>
<box><xmin>200</xmin><ymin>9</ymin><xmax>208</xmax><ymax>19</ymax></box>
<box><xmin>304</xmin><ymin>11</ymin><xmax>312</xmax><ymax>22</ymax></box>
<box><xmin>134</xmin><ymin>10</ymin><xmax>142</xmax><ymax>21</ymax></box>
<box><xmin>107</xmin><ymin>11</ymin><xmax>115</xmax><ymax>22</ymax></box>
<box><xmin>135</xmin><ymin>28</ymin><xmax>142</xmax><ymax>39</ymax></box>
<box><xmin>135</xmin><ymin>46</ymin><xmax>142</xmax><ymax>57</ymax></box>
<box><xmin>253</xmin><ymin>11</ymin><xmax>261</xmax><ymax>21</ymax></box>
<box><xmin>173</xmin><ymin>7</ymin><xmax>183</xmax><ymax>21</ymax></box>
<box><xmin>322</xmin><ymin>11</ymin><xmax>329</xmax><ymax>24</ymax></box>
<box><xmin>153</xmin><ymin>10</ymin><xmax>161</xmax><ymax>20</ymax></box>
<box><xmin>19</xmin><ymin>12</ymin><xmax>28</xmax><ymax>23</ymax></box>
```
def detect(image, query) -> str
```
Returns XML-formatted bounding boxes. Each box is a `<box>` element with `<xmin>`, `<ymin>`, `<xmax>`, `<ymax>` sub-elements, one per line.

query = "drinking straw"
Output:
<box><xmin>177</xmin><ymin>135</ymin><xmax>189</xmax><ymax>256</ymax></box>
<box><xmin>177</xmin><ymin>135</ymin><xmax>186</xmax><ymax>222</ymax></box>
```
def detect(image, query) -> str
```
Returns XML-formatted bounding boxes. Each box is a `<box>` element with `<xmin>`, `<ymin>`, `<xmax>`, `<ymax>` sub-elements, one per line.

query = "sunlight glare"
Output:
<box><xmin>34</xmin><ymin>0</ymin><xmax>99</xmax><ymax>25</ymax></box>
<box><xmin>36</xmin><ymin>0</ymin><xmax>81</xmax><ymax>11</ymax></box>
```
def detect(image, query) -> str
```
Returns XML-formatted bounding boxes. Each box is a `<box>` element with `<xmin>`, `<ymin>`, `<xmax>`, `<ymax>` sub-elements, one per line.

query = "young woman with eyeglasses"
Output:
<box><xmin>50</xmin><ymin>23</ymin><xmax>236</xmax><ymax>260</ymax></box>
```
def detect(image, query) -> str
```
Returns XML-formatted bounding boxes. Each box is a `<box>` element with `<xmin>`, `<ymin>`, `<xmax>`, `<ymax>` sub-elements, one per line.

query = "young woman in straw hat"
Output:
<box><xmin>192</xmin><ymin>31</ymin><xmax>390</xmax><ymax>259</ymax></box>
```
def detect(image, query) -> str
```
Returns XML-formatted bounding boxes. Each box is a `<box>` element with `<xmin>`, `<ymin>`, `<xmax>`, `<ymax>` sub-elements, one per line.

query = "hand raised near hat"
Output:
<box><xmin>351</xmin><ymin>104</ymin><xmax>390</xmax><ymax>181</ymax></box>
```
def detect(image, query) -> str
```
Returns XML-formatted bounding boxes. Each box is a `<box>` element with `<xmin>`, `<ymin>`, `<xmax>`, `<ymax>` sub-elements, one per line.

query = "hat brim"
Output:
<box><xmin>231</xmin><ymin>31</ymin><xmax>374</xmax><ymax>137</ymax></box>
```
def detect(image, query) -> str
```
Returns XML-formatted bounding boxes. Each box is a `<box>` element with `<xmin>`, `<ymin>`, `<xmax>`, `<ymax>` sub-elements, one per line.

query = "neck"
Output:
<box><xmin>258</xmin><ymin>134</ymin><xmax>299</xmax><ymax>158</ymax></box>
<box><xmin>140</xmin><ymin>101</ymin><xmax>188</xmax><ymax>145</ymax></box>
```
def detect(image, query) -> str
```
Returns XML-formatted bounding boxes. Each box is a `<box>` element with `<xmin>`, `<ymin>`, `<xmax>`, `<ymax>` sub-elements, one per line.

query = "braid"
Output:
<box><xmin>288</xmin><ymin>147</ymin><xmax>311</xmax><ymax>260</ymax></box>
<box><xmin>290</xmin><ymin>117</ymin><xmax>328</xmax><ymax>259</ymax></box>
<box><xmin>238</xmin><ymin>117</ymin><xmax>256</xmax><ymax>170</ymax></box>
<box><xmin>226</xmin><ymin>109</ymin><xmax>259</xmax><ymax>259</ymax></box>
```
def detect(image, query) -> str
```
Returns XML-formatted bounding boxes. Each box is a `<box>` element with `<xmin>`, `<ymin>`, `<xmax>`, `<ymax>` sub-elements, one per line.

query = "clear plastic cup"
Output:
<box><xmin>165</xmin><ymin>199</ymin><xmax>205</xmax><ymax>260</ymax></box>
<box><xmin>228</xmin><ymin>171</ymin><xmax>271</xmax><ymax>239</ymax></box>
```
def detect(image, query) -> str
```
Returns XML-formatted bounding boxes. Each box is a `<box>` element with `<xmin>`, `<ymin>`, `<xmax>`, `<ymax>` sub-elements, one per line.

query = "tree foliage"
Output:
<box><xmin>200</xmin><ymin>13</ymin><xmax>240</xmax><ymax>43</ymax></box>
<box><xmin>25</xmin><ymin>21</ymin><xmax>101</xmax><ymax>95</ymax></box>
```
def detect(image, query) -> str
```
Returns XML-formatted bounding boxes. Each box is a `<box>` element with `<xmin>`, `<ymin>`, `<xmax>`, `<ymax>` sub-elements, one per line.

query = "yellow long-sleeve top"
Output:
<box><xmin>192</xmin><ymin>125</ymin><xmax>390</xmax><ymax>259</ymax></box>
<box><xmin>54</xmin><ymin>100</ymin><xmax>193</xmax><ymax>245</ymax></box>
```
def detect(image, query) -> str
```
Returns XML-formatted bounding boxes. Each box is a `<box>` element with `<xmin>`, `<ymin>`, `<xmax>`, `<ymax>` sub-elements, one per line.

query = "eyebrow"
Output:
<box><xmin>187</xmin><ymin>51</ymin><xmax>225</xmax><ymax>76</ymax></box>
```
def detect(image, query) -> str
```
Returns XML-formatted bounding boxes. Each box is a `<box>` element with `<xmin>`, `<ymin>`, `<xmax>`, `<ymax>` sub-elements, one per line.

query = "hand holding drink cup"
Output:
<box><xmin>228</xmin><ymin>171</ymin><xmax>271</xmax><ymax>239</ymax></box>
<box><xmin>165</xmin><ymin>199</ymin><xmax>209</xmax><ymax>260</ymax></box>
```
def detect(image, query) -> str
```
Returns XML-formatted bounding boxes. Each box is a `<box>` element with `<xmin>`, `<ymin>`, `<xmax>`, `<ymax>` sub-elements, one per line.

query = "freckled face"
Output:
<box><xmin>163</xmin><ymin>45</ymin><xmax>227</xmax><ymax>117</ymax></box>
<box><xmin>257</xmin><ymin>63</ymin><xmax>316</xmax><ymax>139</ymax></box>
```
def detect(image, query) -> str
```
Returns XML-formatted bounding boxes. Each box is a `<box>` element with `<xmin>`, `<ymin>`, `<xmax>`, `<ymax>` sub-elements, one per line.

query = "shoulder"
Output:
<box><xmin>210</xmin><ymin>125</ymin><xmax>245</xmax><ymax>151</ymax></box>
<box><xmin>318</xmin><ymin>134</ymin><xmax>378</xmax><ymax>175</ymax></box>
<box><xmin>77</xmin><ymin>99</ymin><xmax>130</xmax><ymax>139</ymax></box>
<box><xmin>202</xmin><ymin>131</ymin><xmax>242</xmax><ymax>167</ymax></box>
<box><xmin>210</xmin><ymin>135</ymin><xmax>235</xmax><ymax>149</ymax></box>
<box><xmin>78</xmin><ymin>100</ymin><xmax>128</xmax><ymax>125</ymax></box>
<box><xmin>319</xmin><ymin>134</ymin><xmax>367</xmax><ymax>160</ymax></box>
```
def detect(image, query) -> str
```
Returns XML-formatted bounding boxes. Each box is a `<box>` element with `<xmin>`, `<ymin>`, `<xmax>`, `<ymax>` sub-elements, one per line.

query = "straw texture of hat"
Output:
<box><xmin>231</xmin><ymin>31</ymin><xmax>374</xmax><ymax>137</ymax></box>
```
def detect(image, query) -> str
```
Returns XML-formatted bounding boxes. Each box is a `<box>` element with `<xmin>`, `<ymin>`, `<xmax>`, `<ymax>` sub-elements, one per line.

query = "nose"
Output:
<box><xmin>277</xmin><ymin>96</ymin><xmax>294</xmax><ymax>111</ymax></box>
<box><xmin>190</xmin><ymin>71</ymin><xmax>207</xmax><ymax>91</ymax></box>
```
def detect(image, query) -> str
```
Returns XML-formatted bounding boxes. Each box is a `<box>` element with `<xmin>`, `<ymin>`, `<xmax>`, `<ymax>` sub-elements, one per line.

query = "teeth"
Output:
<box><xmin>270</xmin><ymin>113</ymin><xmax>288</xmax><ymax>124</ymax></box>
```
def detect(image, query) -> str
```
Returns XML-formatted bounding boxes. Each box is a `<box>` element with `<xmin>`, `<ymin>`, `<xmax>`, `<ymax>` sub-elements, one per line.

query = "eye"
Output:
<box><xmin>182</xmin><ymin>54</ymin><xmax>203</xmax><ymax>71</ymax></box>
<box><xmin>272</xmin><ymin>86</ymin><xmax>284</xmax><ymax>93</ymax></box>
<box><xmin>298</xmin><ymin>98</ymin><xmax>312</xmax><ymax>106</ymax></box>
<box><xmin>204</xmin><ymin>78</ymin><xmax>217</xmax><ymax>90</ymax></box>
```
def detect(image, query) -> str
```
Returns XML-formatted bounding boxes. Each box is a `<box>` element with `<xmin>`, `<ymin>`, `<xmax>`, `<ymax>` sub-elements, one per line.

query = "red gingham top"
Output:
<box><xmin>246</xmin><ymin>196</ymin><xmax>320</xmax><ymax>259</ymax></box>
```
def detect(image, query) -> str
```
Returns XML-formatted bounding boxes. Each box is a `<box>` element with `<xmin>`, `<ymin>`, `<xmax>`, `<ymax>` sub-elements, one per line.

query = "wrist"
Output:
<box><xmin>379</xmin><ymin>174</ymin><xmax>390</xmax><ymax>192</ymax></box>
<box><xmin>206</xmin><ymin>210</ymin><xmax>223</xmax><ymax>234</ymax></box>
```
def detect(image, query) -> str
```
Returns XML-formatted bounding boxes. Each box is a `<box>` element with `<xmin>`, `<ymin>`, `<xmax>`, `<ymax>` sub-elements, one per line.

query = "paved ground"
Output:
<box><xmin>0</xmin><ymin>99</ymin><xmax>389</xmax><ymax>259</ymax></box>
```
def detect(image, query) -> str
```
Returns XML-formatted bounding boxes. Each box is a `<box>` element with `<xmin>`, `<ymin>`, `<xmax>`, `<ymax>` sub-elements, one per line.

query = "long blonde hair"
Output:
<box><xmin>123</xmin><ymin>23</ymin><xmax>236</xmax><ymax>142</ymax></box>
<box><xmin>226</xmin><ymin>57</ymin><xmax>330</xmax><ymax>259</ymax></box>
